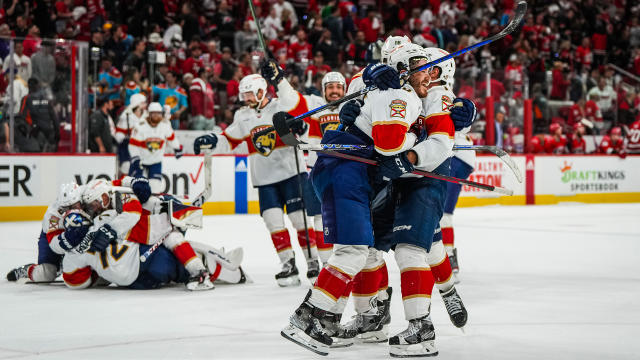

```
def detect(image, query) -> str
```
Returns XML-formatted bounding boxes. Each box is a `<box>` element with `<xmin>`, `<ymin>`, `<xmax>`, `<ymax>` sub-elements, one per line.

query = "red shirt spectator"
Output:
<box><xmin>626</xmin><ymin>119</ymin><xmax>640</xmax><ymax>154</ymax></box>
<box><xmin>189</xmin><ymin>72</ymin><xmax>215</xmax><ymax>119</ymax></box>
<box><xmin>545</xmin><ymin>123</ymin><xmax>568</xmax><ymax>154</ymax></box>
<box><xmin>269</xmin><ymin>38</ymin><xmax>289</xmax><ymax>59</ymax></box>
<box><xmin>504</xmin><ymin>55</ymin><xmax>524</xmax><ymax>90</ymax></box>
<box><xmin>529</xmin><ymin>135</ymin><xmax>544</xmax><ymax>153</ymax></box>
<box><xmin>575</xmin><ymin>37</ymin><xmax>593</xmax><ymax>70</ymax></box>
<box><xmin>288</xmin><ymin>29</ymin><xmax>312</xmax><ymax>63</ymax></box>
<box><xmin>305</xmin><ymin>52</ymin><xmax>332</xmax><ymax>77</ymax></box>
<box><xmin>476</xmin><ymin>78</ymin><xmax>505</xmax><ymax>102</ymax></box>
<box><xmin>567</xmin><ymin>98</ymin><xmax>602</xmax><ymax>127</ymax></box>
<box><xmin>568</xmin><ymin>123</ymin><xmax>587</xmax><ymax>154</ymax></box>
<box><xmin>550</xmin><ymin>63</ymin><xmax>570</xmax><ymax>100</ymax></box>
<box><xmin>359</xmin><ymin>10</ymin><xmax>382</xmax><ymax>43</ymax></box>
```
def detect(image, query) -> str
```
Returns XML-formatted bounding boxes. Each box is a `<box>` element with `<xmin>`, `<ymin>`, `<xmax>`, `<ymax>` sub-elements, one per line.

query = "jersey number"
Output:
<box><xmin>88</xmin><ymin>244</ymin><xmax>130</xmax><ymax>269</ymax></box>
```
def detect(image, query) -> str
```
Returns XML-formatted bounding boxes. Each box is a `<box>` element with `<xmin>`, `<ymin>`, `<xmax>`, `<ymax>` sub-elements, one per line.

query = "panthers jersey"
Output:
<box><xmin>353</xmin><ymin>83</ymin><xmax>422</xmax><ymax>156</ymax></box>
<box><xmin>411</xmin><ymin>85</ymin><xmax>456</xmax><ymax>172</ymax></box>
<box><xmin>41</xmin><ymin>203</ymin><xmax>64</xmax><ymax>244</ymax></box>
<box><xmin>129</xmin><ymin>118</ymin><xmax>181</xmax><ymax>165</ymax></box>
<box><xmin>452</xmin><ymin>132</ymin><xmax>475</xmax><ymax>168</ymax></box>
<box><xmin>305</xmin><ymin>94</ymin><xmax>340</xmax><ymax>167</ymax></box>
<box><xmin>216</xmin><ymin>79</ymin><xmax>309</xmax><ymax>187</ymax></box>
<box><xmin>115</xmin><ymin>108</ymin><xmax>146</xmax><ymax>144</ymax></box>
<box><xmin>346</xmin><ymin>70</ymin><xmax>365</xmax><ymax>97</ymax></box>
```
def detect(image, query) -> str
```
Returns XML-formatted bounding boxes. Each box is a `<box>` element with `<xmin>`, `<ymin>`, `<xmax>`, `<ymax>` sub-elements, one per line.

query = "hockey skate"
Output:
<box><xmin>186</xmin><ymin>270</ymin><xmax>215</xmax><ymax>291</ymax></box>
<box><xmin>448</xmin><ymin>248</ymin><xmax>460</xmax><ymax>284</ymax></box>
<box><xmin>6</xmin><ymin>264</ymin><xmax>33</xmax><ymax>282</ymax></box>
<box><xmin>281</xmin><ymin>292</ymin><xmax>334</xmax><ymax>356</ymax></box>
<box><xmin>389</xmin><ymin>315</ymin><xmax>438</xmax><ymax>358</ymax></box>
<box><xmin>306</xmin><ymin>259</ymin><xmax>320</xmax><ymax>285</ymax></box>
<box><xmin>440</xmin><ymin>287</ymin><xmax>467</xmax><ymax>328</ymax></box>
<box><xmin>276</xmin><ymin>257</ymin><xmax>301</xmax><ymax>287</ymax></box>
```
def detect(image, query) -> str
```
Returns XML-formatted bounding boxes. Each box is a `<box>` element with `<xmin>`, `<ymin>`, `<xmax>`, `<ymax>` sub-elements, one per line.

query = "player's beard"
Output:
<box><xmin>324</xmin><ymin>90</ymin><xmax>343</xmax><ymax>102</ymax></box>
<box><xmin>409</xmin><ymin>76</ymin><xmax>429</xmax><ymax>98</ymax></box>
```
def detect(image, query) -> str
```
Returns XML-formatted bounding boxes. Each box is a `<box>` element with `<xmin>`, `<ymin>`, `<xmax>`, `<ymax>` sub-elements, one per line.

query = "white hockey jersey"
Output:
<box><xmin>128</xmin><ymin>119</ymin><xmax>181</xmax><ymax>165</ymax></box>
<box><xmin>353</xmin><ymin>83</ymin><xmax>422</xmax><ymax>156</ymax></box>
<box><xmin>62</xmin><ymin>211</ymin><xmax>142</xmax><ymax>288</ymax></box>
<box><xmin>346</xmin><ymin>70</ymin><xmax>365</xmax><ymax>97</ymax></box>
<box><xmin>305</xmin><ymin>94</ymin><xmax>340</xmax><ymax>167</ymax></box>
<box><xmin>115</xmin><ymin>108</ymin><xmax>147</xmax><ymax>144</ymax></box>
<box><xmin>452</xmin><ymin>131</ymin><xmax>476</xmax><ymax>168</ymax></box>
<box><xmin>411</xmin><ymin>85</ymin><xmax>456</xmax><ymax>172</ymax></box>
<box><xmin>215</xmin><ymin>79</ymin><xmax>309</xmax><ymax>187</ymax></box>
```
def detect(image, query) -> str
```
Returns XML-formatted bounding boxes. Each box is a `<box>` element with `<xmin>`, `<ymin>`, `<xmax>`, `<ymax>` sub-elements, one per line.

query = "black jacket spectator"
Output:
<box><xmin>88</xmin><ymin>99</ymin><xmax>114</xmax><ymax>153</ymax></box>
<box><xmin>19</xmin><ymin>78</ymin><xmax>58</xmax><ymax>152</ymax></box>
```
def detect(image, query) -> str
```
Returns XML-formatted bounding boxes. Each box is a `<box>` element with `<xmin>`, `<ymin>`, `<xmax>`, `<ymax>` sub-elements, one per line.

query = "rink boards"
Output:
<box><xmin>0</xmin><ymin>153</ymin><xmax>639</xmax><ymax>221</ymax></box>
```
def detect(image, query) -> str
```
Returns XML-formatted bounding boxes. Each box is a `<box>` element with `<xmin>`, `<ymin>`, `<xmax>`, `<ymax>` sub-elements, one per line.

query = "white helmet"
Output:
<box><xmin>57</xmin><ymin>182</ymin><xmax>84</xmax><ymax>208</ymax></box>
<box><xmin>381</xmin><ymin>35</ymin><xmax>411</xmax><ymax>64</ymax></box>
<box><xmin>424</xmin><ymin>47</ymin><xmax>456</xmax><ymax>89</ymax></box>
<box><xmin>387</xmin><ymin>43</ymin><xmax>429</xmax><ymax>75</ymax></box>
<box><xmin>82</xmin><ymin>179</ymin><xmax>112</xmax><ymax>207</ymax></box>
<box><xmin>129</xmin><ymin>93</ymin><xmax>147</xmax><ymax>109</ymax></box>
<box><xmin>148</xmin><ymin>102</ymin><xmax>163</xmax><ymax>113</ymax></box>
<box><xmin>321</xmin><ymin>72</ymin><xmax>346</xmax><ymax>100</ymax></box>
<box><xmin>239</xmin><ymin>74</ymin><xmax>268</xmax><ymax>103</ymax></box>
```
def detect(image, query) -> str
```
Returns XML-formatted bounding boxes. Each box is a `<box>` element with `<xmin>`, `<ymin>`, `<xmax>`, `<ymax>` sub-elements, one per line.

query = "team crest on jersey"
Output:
<box><xmin>319</xmin><ymin>114</ymin><xmax>340</xmax><ymax>134</ymax></box>
<box><xmin>146</xmin><ymin>138</ymin><xmax>164</xmax><ymax>152</ymax></box>
<box><xmin>48</xmin><ymin>216</ymin><xmax>59</xmax><ymax>230</ymax></box>
<box><xmin>251</xmin><ymin>126</ymin><xmax>277</xmax><ymax>156</ymax></box>
<box><xmin>442</xmin><ymin>95</ymin><xmax>454</xmax><ymax>112</ymax></box>
<box><xmin>389</xmin><ymin>100</ymin><xmax>407</xmax><ymax>119</ymax></box>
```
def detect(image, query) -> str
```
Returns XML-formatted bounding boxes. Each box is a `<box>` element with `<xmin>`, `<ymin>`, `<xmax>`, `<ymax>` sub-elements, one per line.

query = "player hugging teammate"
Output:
<box><xmin>7</xmin><ymin>178</ymin><xmax>248</xmax><ymax>291</ymax></box>
<box><xmin>280</xmin><ymin>39</ymin><xmax>476</xmax><ymax>357</ymax></box>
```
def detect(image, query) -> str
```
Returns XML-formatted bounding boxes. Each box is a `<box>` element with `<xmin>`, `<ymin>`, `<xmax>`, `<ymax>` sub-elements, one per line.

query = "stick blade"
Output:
<box><xmin>492</xmin><ymin>147</ymin><xmax>524</xmax><ymax>183</ymax></box>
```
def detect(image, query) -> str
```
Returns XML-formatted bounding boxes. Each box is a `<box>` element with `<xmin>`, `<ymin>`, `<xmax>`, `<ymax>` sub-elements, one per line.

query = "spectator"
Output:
<box><xmin>359</xmin><ymin>9</ymin><xmax>382</xmax><ymax>43</ymax></box>
<box><xmin>263</xmin><ymin>7</ymin><xmax>283</xmax><ymax>41</ymax></box>
<box><xmin>274</xmin><ymin>0</ymin><xmax>297</xmax><ymax>29</ymax></box>
<box><xmin>213</xmin><ymin>46</ymin><xmax>236</xmax><ymax>93</ymax></box>
<box><xmin>289</xmin><ymin>29</ymin><xmax>313</xmax><ymax>65</ymax></box>
<box><xmin>226</xmin><ymin>67</ymin><xmax>243</xmax><ymax>108</ymax></box>
<box><xmin>3</xmin><ymin>41</ymin><xmax>31</xmax><ymax>82</ymax></box>
<box><xmin>504</xmin><ymin>53</ymin><xmax>524</xmax><ymax>92</ymax></box>
<box><xmin>234</xmin><ymin>21</ymin><xmax>258</xmax><ymax>54</ymax></box>
<box><xmin>599</xmin><ymin>127</ymin><xmax>624</xmax><ymax>155</ymax></box>
<box><xmin>315</xmin><ymin>29</ymin><xmax>339</xmax><ymax>68</ymax></box>
<box><xmin>88</xmin><ymin>97</ymin><xmax>114</xmax><ymax>153</ymax></box>
<box><xmin>237</xmin><ymin>53</ymin><xmax>254</xmax><ymax>77</ymax></box>
<box><xmin>182</xmin><ymin>42</ymin><xmax>204</xmax><ymax>76</ymax></box>
<box><xmin>575</xmin><ymin>37</ymin><xmax>593</xmax><ymax>72</ymax></box>
<box><xmin>30</xmin><ymin>41</ymin><xmax>56</xmax><ymax>95</ymax></box>
<box><xmin>14</xmin><ymin>15</ymin><xmax>29</xmax><ymax>38</ymax></box>
<box><xmin>494</xmin><ymin>107</ymin><xmax>505</xmax><ymax>148</ymax></box>
<box><xmin>98</xmin><ymin>56</ymin><xmax>122</xmax><ymax>104</ymax></box>
<box><xmin>544</xmin><ymin>123</ymin><xmax>568</xmax><ymax>154</ymax></box>
<box><xmin>305</xmin><ymin>51</ymin><xmax>332</xmax><ymax>78</ymax></box>
<box><xmin>550</xmin><ymin>61</ymin><xmax>570</xmax><ymax>100</ymax></box>
<box><xmin>122</xmin><ymin>68</ymin><xmax>144</xmax><ymax>106</ymax></box>
<box><xmin>347</xmin><ymin>31</ymin><xmax>368</xmax><ymax>66</ymax></box>
<box><xmin>123</xmin><ymin>38</ymin><xmax>146</xmax><ymax>74</ymax></box>
<box><xmin>568</xmin><ymin>122</ymin><xmax>587</xmax><ymax>154</ymax></box>
<box><xmin>152</xmin><ymin>71</ymin><xmax>187</xmax><ymax>129</ymax></box>
<box><xmin>23</xmin><ymin>24</ymin><xmax>41</xmax><ymax>57</ymax></box>
<box><xmin>211</xmin><ymin>0</ymin><xmax>234</xmax><ymax>49</ymax></box>
<box><xmin>3</xmin><ymin>68</ymin><xmax>29</xmax><ymax>116</ymax></box>
<box><xmin>188</xmin><ymin>68</ymin><xmax>216</xmax><ymax>130</ymax></box>
<box><xmin>20</xmin><ymin>78</ymin><xmax>58</xmax><ymax>152</ymax></box>
<box><xmin>587</xmin><ymin>77</ymin><xmax>616</xmax><ymax>125</ymax></box>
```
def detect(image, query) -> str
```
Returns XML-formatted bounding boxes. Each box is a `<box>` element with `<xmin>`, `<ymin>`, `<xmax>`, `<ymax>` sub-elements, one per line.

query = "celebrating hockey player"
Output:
<box><xmin>193</xmin><ymin>67</ymin><xmax>321</xmax><ymax>287</ymax></box>
<box><xmin>115</xmin><ymin>93</ymin><xmax>147</xmax><ymax>177</ymax></box>
<box><xmin>128</xmin><ymin>102</ymin><xmax>184</xmax><ymax>193</ymax></box>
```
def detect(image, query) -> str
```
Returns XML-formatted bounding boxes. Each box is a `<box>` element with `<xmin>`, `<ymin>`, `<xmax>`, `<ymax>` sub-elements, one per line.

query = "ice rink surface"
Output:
<box><xmin>1</xmin><ymin>203</ymin><xmax>639</xmax><ymax>360</ymax></box>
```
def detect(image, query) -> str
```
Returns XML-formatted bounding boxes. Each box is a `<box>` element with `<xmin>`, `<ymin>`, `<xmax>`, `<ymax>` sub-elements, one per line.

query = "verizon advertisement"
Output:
<box><xmin>459</xmin><ymin>156</ymin><xmax>526</xmax><ymax>197</ymax></box>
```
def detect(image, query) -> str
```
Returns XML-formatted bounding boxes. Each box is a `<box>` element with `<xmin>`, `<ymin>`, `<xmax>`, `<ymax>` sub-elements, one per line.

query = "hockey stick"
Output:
<box><xmin>295</xmin><ymin>143</ymin><xmax>523</xmax><ymax>183</ymax></box>
<box><xmin>580</xmin><ymin>118</ymin><xmax>600</xmax><ymax>152</ymax></box>
<box><xmin>318</xmin><ymin>150</ymin><xmax>514</xmax><ymax>195</ymax></box>
<box><xmin>253</xmin><ymin>1</ymin><xmax>527</xmax><ymax>139</ymax></box>
<box><xmin>248</xmin><ymin>0</ymin><xmax>312</xmax><ymax>258</ymax></box>
<box><xmin>191</xmin><ymin>150</ymin><xmax>213</xmax><ymax>207</ymax></box>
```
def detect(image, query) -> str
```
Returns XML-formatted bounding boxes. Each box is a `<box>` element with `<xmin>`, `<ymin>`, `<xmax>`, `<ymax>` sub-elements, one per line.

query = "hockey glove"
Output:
<box><xmin>339</xmin><ymin>100</ymin><xmax>362</xmax><ymax>128</ymax></box>
<box><xmin>450</xmin><ymin>98</ymin><xmax>476</xmax><ymax>131</ymax></box>
<box><xmin>409</xmin><ymin>118</ymin><xmax>428</xmax><ymax>144</ymax></box>
<box><xmin>260</xmin><ymin>59</ymin><xmax>284</xmax><ymax>86</ymax></box>
<box><xmin>174</xmin><ymin>145</ymin><xmax>184</xmax><ymax>159</ymax></box>
<box><xmin>131</xmin><ymin>177</ymin><xmax>151</xmax><ymax>203</ymax></box>
<box><xmin>274</xmin><ymin>111</ymin><xmax>307</xmax><ymax>136</ymax></box>
<box><xmin>129</xmin><ymin>156</ymin><xmax>143</xmax><ymax>178</ymax></box>
<box><xmin>378</xmin><ymin>153</ymin><xmax>414</xmax><ymax>180</ymax></box>
<box><xmin>363</xmin><ymin>63</ymin><xmax>401</xmax><ymax>90</ymax></box>
<box><xmin>193</xmin><ymin>133</ymin><xmax>218</xmax><ymax>155</ymax></box>
<box><xmin>88</xmin><ymin>224</ymin><xmax>118</xmax><ymax>253</ymax></box>
<box><xmin>58</xmin><ymin>212</ymin><xmax>92</xmax><ymax>252</ymax></box>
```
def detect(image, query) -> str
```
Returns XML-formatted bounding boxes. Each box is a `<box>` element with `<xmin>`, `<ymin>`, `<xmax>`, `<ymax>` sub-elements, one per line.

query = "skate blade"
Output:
<box><xmin>281</xmin><ymin>324</ymin><xmax>329</xmax><ymax>356</ymax></box>
<box><xmin>360</xmin><ymin>325</ymin><xmax>389</xmax><ymax>343</ymax></box>
<box><xmin>277</xmin><ymin>276</ymin><xmax>301</xmax><ymax>287</ymax></box>
<box><xmin>330</xmin><ymin>338</ymin><xmax>355</xmax><ymax>348</ymax></box>
<box><xmin>390</xmin><ymin>341</ymin><xmax>438</xmax><ymax>358</ymax></box>
<box><xmin>186</xmin><ymin>280</ymin><xmax>215</xmax><ymax>291</ymax></box>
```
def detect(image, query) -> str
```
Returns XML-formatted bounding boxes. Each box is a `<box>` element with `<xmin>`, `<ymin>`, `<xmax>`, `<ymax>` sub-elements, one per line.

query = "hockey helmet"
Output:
<box><xmin>148</xmin><ymin>102</ymin><xmax>163</xmax><ymax>113</ymax></box>
<box><xmin>381</xmin><ymin>35</ymin><xmax>411</xmax><ymax>65</ymax></box>
<box><xmin>129</xmin><ymin>93</ymin><xmax>147</xmax><ymax>110</ymax></box>
<box><xmin>82</xmin><ymin>179</ymin><xmax>112</xmax><ymax>216</ymax></box>
<box><xmin>423</xmin><ymin>47</ymin><xmax>456</xmax><ymax>89</ymax></box>
<box><xmin>239</xmin><ymin>74</ymin><xmax>268</xmax><ymax>104</ymax></box>
<box><xmin>321</xmin><ymin>72</ymin><xmax>346</xmax><ymax>101</ymax></box>
<box><xmin>57</xmin><ymin>182</ymin><xmax>84</xmax><ymax>209</ymax></box>
<box><xmin>387</xmin><ymin>43</ymin><xmax>429</xmax><ymax>75</ymax></box>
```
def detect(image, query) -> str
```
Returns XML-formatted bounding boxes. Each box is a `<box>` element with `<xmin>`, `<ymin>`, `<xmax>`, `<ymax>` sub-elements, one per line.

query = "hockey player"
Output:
<box><xmin>193</xmin><ymin>70</ymin><xmax>321</xmax><ymax>287</ymax></box>
<box><xmin>79</xmin><ymin>179</ymin><xmax>215</xmax><ymax>290</ymax></box>
<box><xmin>599</xmin><ymin>126</ymin><xmax>626</xmax><ymax>156</ymax></box>
<box><xmin>281</xmin><ymin>43</ymin><xmax>432</xmax><ymax>356</ymax></box>
<box><xmin>128</xmin><ymin>102</ymin><xmax>184</xmax><ymax>193</ymax></box>
<box><xmin>627</xmin><ymin>119</ymin><xmax>640</xmax><ymax>154</ymax></box>
<box><xmin>115</xmin><ymin>93</ymin><xmax>147</xmax><ymax>177</ymax></box>
<box><xmin>60</xmin><ymin>209</ymin><xmax>247</xmax><ymax>290</ymax></box>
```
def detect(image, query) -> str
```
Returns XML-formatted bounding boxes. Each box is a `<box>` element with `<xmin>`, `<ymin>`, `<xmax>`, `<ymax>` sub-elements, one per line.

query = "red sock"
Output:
<box><xmin>297</xmin><ymin>229</ymin><xmax>316</xmax><ymax>249</ymax></box>
<box><xmin>271</xmin><ymin>229</ymin><xmax>292</xmax><ymax>253</ymax></box>
<box><xmin>400</xmin><ymin>267</ymin><xmax>435</xmax><ymax>300</ymax></box>
<box><xmin>314</xmin><ymin>265</ymin><xmax>353</xmax><ymax>301</ymax></box>
<box><xmin>379</xmin><ymin>263</ymin><xmax>389</xmax><ymax>292</ymax></box>
<box><xmin>430</xmin><ymin>255</ymin><xmax>454</xmax><ymax>285</ymax></box>
<box><xmin>172</xmin><ymin>242</ymin><xmax>198</xmax><ymax>266</ymax></box>
<box><xmin>315</xmin><ymin>230</ymin><xmax>333</xmax><ymax>252</ymax></box>
<box><xmin>442</xmin><ymin>227</ymin><xmax>454</xmax><ymax>248</ymax></box>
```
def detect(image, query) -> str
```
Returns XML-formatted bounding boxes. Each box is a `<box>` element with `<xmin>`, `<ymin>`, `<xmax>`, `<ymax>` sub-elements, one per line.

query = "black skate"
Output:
<box><xmin>449</xmin><ymin>248</ymin><xmax>460</xmax><ymax>283</ymax></box>
<box><xmin>377</xmin><ymin>287</ymin><xmax>393</xmax><ymax>327</ymax></box>
<box><xmin>186</xmin><ymin>270</ymin><xmax>215</xmax><ymax>291</ymax></box>
<box><xmin>342</xmin><ymin>310</ymin><xmax>387</xmax><ymax>344</ymax></box>
<box><xmin>306</xmin><ymin>259</ymin><xmax>320</xmax><ymax>285</ymax></box>
<box><xmin>440</xmin><ymin>287</ymin><xmax>467</xmax><ymax>328</ymax></box>
<box><xmin>281</xmin><ymin>291</ymin><xmax>334</xmax><ymax>356</ymax></box>
<box><xmin>6</xmin><ymin>263</ymin><xmax>34</xmax><ymax>282</ymax></box>
<box><xmin>389</xmin><ymin>315</ymin><xmax>438</xmax><ymax>358</ymax></box>
<box><xmin>276</xmin><ymin>257</ymin><xmax>301</xmax><ymax>287</ymax></box>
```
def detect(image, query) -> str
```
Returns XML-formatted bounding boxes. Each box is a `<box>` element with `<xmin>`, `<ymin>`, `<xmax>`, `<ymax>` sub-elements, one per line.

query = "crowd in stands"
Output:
<box><xmin>0</xmin><ymin>0</ymin><xmax>638</xmax><ymax>154</ymax></box>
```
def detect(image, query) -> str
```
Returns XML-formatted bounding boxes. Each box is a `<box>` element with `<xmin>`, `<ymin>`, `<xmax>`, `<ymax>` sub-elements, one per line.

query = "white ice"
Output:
<box><xmin>1</xmin><ymin>203</ymin><xmax>639</xmax><ymax>360</ymax></box>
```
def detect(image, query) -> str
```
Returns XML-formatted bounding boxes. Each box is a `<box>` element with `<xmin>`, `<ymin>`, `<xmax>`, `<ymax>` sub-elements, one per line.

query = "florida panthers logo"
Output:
<box><xmin>251</xmin><ymin>126</ymin><xmax>277</xmax><ymax>156</ymax></box>
<box><xmin>319</xmin><ymin>114</ymin><xmax>340</xmax><ymax>134</ymax></box>
<box><xmin>145</xmin><ymin>138</ymin><xmax>164</xmax><ymax>152</ymax></box>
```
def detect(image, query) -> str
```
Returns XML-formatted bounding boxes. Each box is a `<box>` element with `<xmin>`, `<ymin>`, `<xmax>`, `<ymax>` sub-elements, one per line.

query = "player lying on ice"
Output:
<box><xmin>280</xmin><ymin>43</ymin><xmax>475</xmax><ymax>357</ymax></box>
